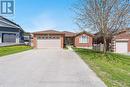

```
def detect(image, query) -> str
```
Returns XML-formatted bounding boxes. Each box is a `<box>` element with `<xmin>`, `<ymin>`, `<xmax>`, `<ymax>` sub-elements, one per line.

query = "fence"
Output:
<box><xmin>93</xmin><ymin>43</ymin><xmax>113</xmax><ymax>52</ymax></box>
<box><xmin>93</xmin><ymin>44</ymin><xmax>104</xmax><ymax>51</ymax></box>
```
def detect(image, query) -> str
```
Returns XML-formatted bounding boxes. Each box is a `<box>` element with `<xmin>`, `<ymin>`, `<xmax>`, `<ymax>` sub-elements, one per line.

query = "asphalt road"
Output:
<box><xmin>0</xmin><ymin>49</ymin><xmax>106</xmax><ymax>87</ymax></box>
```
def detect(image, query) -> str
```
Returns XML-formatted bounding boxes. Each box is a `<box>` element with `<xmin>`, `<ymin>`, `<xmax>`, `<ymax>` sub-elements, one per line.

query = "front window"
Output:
<box><xmin>37</xmin><ymin>36</ymin><xmax>41</xmax><ymax>39</ymax></box>
<box><xmin>79</xmin><ymin>36</ymin><xmax>88</xmax><ymax>43</ymax></box>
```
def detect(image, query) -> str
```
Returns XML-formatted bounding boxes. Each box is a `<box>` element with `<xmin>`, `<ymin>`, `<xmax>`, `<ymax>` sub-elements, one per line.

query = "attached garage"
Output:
<box><xmin>33</xmin><ymin>30</ymin><xmax>64</xmax><ymax>48</ymax></box>
<box><xmin>37</xmin><ymin>36</ymin><xmax>62</xmax><ymax>48</ymax></box>
<box><xmin>115</xmin><ymin>41</ymin><xmax>128</xmax><ymax>53</ymax></box>
<box><xmin>113</xmin><ymin>29</ymin><xmax>130</xmax><ymax>54</ymax></box>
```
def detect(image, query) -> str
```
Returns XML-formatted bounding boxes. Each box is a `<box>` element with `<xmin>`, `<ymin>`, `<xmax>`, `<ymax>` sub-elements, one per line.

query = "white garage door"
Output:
<box><xmin>37</xmin><ymin>39</ymin><xmax>61</xmax><ymax>48</ymax></box>
<box><xmin>116</xmin><ymin>41</ymin><xmax>128</xmax><ymax>53</ymax></box>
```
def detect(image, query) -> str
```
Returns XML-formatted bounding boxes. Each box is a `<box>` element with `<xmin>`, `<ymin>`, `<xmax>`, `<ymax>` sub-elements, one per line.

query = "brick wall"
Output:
<box><xmin>74</xmin><ymin>34</ymin><xmax>93</xmax><ymax>48</ymax></box>
<box><xmin>113</xmin><ymin>31</ymin><xmax>130</xmax><ymax>52</ymax></box>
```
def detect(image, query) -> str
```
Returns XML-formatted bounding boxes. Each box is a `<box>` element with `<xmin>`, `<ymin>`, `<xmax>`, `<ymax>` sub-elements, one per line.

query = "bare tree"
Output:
<box><xmin>74</xmin><ymin>0</ymin><xmax>130</xmax><ymax>53</ymax></box>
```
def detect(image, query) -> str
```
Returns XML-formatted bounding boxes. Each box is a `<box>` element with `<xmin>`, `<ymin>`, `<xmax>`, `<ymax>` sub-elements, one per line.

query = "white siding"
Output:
<box><xmin>16</xmin><ymin>33</ymin><xmax>20</xmax><ymax>44</ymax></box>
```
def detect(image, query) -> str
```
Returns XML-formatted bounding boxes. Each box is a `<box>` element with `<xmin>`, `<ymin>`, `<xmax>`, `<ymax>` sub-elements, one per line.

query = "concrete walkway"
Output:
<box><xmin>0</xmin><ymin>49</ymin><xmax>106</xmax><ymax>87</ymax></box>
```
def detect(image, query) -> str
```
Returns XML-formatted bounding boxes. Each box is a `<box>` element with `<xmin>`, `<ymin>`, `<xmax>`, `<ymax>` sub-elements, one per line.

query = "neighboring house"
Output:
<box><xmin>32</xmin><ymin>30</ymin><xmax>93</xmax><ymax>49</ymax></box>
<box><xmin>94</xmin><ymin>28</ymin><xmax>130</xmax><ymax>53</ymax></box>
<box><xmin>112</xmin><ymin>28</ymin><xmax>130</xmax><ymax>53</ymax></box>
<box><xmin>0</xmin><ymin>16</ymin><xmax>24</xmax><ymax>45</ymax></box>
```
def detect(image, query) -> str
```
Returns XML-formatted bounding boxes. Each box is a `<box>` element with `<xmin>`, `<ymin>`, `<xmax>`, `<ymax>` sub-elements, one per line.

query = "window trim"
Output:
<box><xmin>79</xmin><ymin>35</ymin><xmax>89</xmax><ymax>43</ymax></box>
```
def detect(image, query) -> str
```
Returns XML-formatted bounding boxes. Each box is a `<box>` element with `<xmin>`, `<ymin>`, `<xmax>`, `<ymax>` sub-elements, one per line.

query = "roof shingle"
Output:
<box><xmin>62</xmin><ymin>31</ymin><xmax>77</xmax><ymax>37</ymax></box>
<box><xmin>33</xmin><ymin>30</ymin><xmax>64</xmax><ymax>34</ymax></box>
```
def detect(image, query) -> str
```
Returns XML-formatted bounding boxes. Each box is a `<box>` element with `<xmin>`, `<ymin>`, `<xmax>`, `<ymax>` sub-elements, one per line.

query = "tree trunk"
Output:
<box><xmin>103</xmin><ymin>36</ymin><xmax>107</xmax><ymax>54</ymax></box>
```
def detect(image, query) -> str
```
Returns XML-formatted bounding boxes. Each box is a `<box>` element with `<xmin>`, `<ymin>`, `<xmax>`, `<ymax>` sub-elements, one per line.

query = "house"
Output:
<box><xmin>93</xmin><ymin>28</ymin><xmax>130</xmax><ymax>53</ymax></box>
<box><xmin>32</xmin><ymin>30</ymin><xmax>93</xmax><ymax>49</ymax></box>
<box><xmin>112</xmin><ymin>28</ymin><xmax>130</xmax><ymax>53</ymax></box>
<box><xmin>63</xmin><ymin>31</ymin><xmax>76</xmax><ymax>46</ymax></box>
<box><xmin>0</xmin><ymin>16</ymin><xmax>24</xmax><ymax>46</ymax></box>
<box><xmin>32</xmin><ymin>30</ymin><xmax>65</xmax><ymax>48</ymax></box>
<box><xmin>74</xmin><ymin>31</ymin><xmax>93</xmax><ymax>48</ymax></box>
<box><xmin>23</xmin><ymin>32</ymin><xmax>31</xmax><ymax>45</ymax></box>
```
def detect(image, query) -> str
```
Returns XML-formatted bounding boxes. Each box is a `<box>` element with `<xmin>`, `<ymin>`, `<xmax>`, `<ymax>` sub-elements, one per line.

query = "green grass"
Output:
<box><xmin>0</xmin><ymin>45</ymin><xmax>32</xmax><ymax>57</ymax></box>
<box><xmin>74</xmin><ymin>48</ymin><xmax>130</xmax><ymax>87</ymax></box>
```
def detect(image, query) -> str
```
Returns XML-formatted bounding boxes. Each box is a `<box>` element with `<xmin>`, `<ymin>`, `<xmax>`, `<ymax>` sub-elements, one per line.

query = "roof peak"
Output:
<box><xmin>0</xmin><ymin>16</ymin><xmax>23</xmax><ymax>31</ymax></box>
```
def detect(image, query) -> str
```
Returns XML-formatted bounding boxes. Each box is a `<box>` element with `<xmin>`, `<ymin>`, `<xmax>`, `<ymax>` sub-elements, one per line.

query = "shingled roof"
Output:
<box><xmin>0</xmin><ymin>16</ymin><xmax>22</xmax><ymax>29</ymax></box>
<box><xmin>33</xmin><ymin>30</ymin><xmax>64</xmax><ymax>34</ymax></box>
<box><xmin>62</xmin><ymin>31</ymin><xmax>77</xmax><ymax>37</ymax></box>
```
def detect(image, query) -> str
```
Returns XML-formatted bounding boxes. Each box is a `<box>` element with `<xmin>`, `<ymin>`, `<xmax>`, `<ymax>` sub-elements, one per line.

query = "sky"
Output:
<box><xmin>4</xmin><ymin>0</ymin><xmax>79</xmax><ymax>32</ymax></box>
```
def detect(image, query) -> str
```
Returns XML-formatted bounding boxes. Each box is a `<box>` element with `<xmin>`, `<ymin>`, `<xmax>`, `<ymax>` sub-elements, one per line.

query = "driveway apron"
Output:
<box><xmin>0</xmin><ymin>49</ymin><xmax>106</xmax><ymax>87</ymax></box>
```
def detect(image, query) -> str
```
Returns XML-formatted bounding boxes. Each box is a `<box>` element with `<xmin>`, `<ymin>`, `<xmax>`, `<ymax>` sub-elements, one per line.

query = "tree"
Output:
<box><xmin>74</xmin><ymin>0</ymin><xmax>130</xmax><ymax>53</ymax></box>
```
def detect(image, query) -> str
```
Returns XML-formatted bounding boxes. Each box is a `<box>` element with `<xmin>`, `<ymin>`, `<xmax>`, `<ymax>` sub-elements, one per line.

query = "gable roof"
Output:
<box><xmin>75</xmin><ymin>31</ymin><xmax>94</xmax><ymax>37</ymax></box>
<box><xmin>33</xmin><ymin>30</ymin><xmax>64</xmax><ymax>34</ymax></box>
<box><xmin>94</xmin><ymin>28</ymin><xmax>130</xmax><ymax>36</ymax></box>
<box><xmin>33</xmin><ymin>30</ymin><xmax>94</xmax><ymax>37</ymax></box>
<box><xmin>62</xmin><ymin>31</ymin><xmax>77</xmax><ymax>37</ymax></box>
<box><xmin>0</xmin><ymin>16</ymin><xmax>23</xmax><ymax>31</ymax></box>
<box><xmin>114</xmin><ymin>28</ymin><xmax>130</xmax><ymax>36</ymax></box>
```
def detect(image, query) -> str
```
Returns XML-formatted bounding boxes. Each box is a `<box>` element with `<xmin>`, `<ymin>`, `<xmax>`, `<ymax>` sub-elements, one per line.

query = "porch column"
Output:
<box><xmin>16</xmin><ymin>33</ymin><xmax>20</xmax><ymax>44</ymax></box>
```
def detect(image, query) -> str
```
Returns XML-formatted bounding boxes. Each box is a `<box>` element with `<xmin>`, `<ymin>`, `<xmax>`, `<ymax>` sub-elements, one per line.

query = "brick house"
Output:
<box><xmin>112</xmin><ymin>28</ymin><xmax>130</xmax><ymax>53</ymax></box>
<box><xmin>32</xmin><ymin>30</ymin><xmax>93</xmax><ymax>49</ymax></box>
<box><xmin>74</xmin><ymin>32</ymin><xmax>93</xmax><ymax>48</ymax></box>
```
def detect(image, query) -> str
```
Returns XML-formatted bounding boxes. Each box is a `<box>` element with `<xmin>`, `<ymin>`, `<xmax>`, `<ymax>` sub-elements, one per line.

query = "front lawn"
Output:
<box><xmin>74</xmin><ymin>48</ymin><xmax>130</xmax><ymax>87</ymax></box>
<box><xmin>0</xmin><ymin>45</ymin><xmax>32</xmax><ymax>57</ymax></box>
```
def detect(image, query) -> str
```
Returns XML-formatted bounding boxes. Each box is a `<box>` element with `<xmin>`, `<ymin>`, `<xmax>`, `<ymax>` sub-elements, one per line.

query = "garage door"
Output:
<box><xmin>37</xmin><ymin>37</ymin><xmax>61</xmax><ymax>48</ymax></box>
<box><xmin>116</xmin><ymin>41</ymin><xmax>128</xmax><ymax>53</ymax></box>
<box><xmin>2</xmin><ymin>33</ymin><xmax>16</xmax><ymax>43</ymax></box>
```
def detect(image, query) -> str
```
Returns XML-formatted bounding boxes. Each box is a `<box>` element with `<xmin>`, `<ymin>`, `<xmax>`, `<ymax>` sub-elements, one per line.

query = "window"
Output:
<box><xmin>42</xmin><ymin>37</ymin><xmax>45</xmax><ymax>39</ymax></box>
<box><xmin>37</xmin><ymin>36</ymin><xmax>41</xmax><ymax>39</ymax></box>
<box><xmin>46</xmin><ymin>37</ymin><xmax>48</xmax><ymax>39</ymax></box>
<box><xmin>53</xmin><ymin>37</ymin><xmax>56</xmax><ymax>39</ymax></box>
<box><xmin>56</xmin><ymin>37</ymin><xmax>60</xmax><ymax>39</ymax></box>
<box><xmin>79</xmin><ymin>36</ymin><xmax>88</xmax><ymax>43</ymax></box>
<box><xmin>49</xmin><ymin>36</ymin><xmax>52</xmax><ymax>39</ymax></box>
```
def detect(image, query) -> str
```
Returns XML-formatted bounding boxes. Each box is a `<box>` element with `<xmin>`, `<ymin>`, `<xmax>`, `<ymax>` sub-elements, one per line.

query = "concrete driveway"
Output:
<box><xmin>0</xmin><ymin>49</ymin><xmax>106</xmax><ymax>87</ymax></box>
